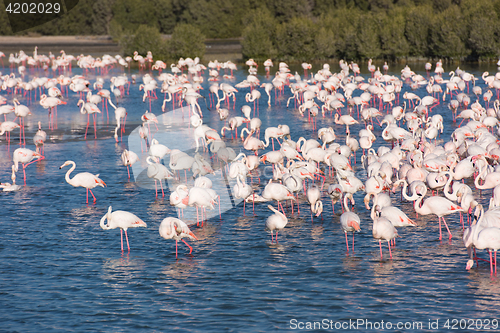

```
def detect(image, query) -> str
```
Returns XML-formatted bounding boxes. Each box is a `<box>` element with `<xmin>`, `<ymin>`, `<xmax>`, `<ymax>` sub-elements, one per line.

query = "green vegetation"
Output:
<box><xmin>1</xmin><ymin>0</ymin><xmax>500</xmax><ymax>60</ymax></box>
<box><xmin>117</xmin><ymin>24</ymin><xmax>205</xmax><ymax>60</ymax></box>
<box><xmin>167</xmin><ymin>24</ymin><xmax>205</xmax><ymax>59</ymax></box>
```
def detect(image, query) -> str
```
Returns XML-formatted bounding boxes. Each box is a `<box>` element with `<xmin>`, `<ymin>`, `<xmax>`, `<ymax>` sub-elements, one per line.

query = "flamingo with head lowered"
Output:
<box><xmin>159</xmin><ymin>217</ymin><xmax>198</xmax><ymax>258</ymax></box>
<box><xmin>371</xmin><ymin>203</ymin><xmax>398</xmax><ymax>260</ymax></box>
<box><xmin>13</xmin><ymin>147</ymin><xmax>44</xmax><ymax>185</ymax></box>
<box><xmin>266</xmin><ymin>204</ymin><xmax>288</xmax><ymax>243</ymax></box>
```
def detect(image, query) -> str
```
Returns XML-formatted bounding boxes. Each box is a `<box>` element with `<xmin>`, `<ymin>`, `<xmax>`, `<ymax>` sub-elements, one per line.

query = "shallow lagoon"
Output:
<box><xmin>1</xmin><ymin>61</ymin><xmax>500</xmax><ymax>332</ymax></box>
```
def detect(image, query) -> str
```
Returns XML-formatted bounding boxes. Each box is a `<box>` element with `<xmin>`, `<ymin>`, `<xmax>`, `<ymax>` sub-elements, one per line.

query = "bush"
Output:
<box><xmin>404</xmin><ymin>6</ymin><xmax>432</xmax><ymax>57</ymax></box>
<box><xmin>428</xmin><ymin>6</ymin><xmax>468</xmax><ymax>59</ymax></box>
<box><xmin>122</xmin><ymin>25</ymin><xmax>169</xmax><ymax>60</ymax></box>
<box><xmin>321</xmin><ymin>7</ymin><xmax>360</xmax><ymax>60</ymax></box>
<box><xmin>167</xmin><ymin>24</ymin><xmax>205</xmax><ymax>60</ymax></box>
<box><xmin>356</xmin><ymin>14</ymin><xmax>381</xmax><ymax>59</ymax></box>
<box><xmin>275</xmin><ymin>17</ymin><xmax>318</xmax><ymax>61</ymax></box>
<box><xmin>379</xmin><ymin>9</ymin><xmax>409</xmax><ymax>59</ymax></box>
<box><xmin>315</xmin><ymin>27</ymin><xmax>336</xmax><ymax>59</ymax></box>
<box><xmin>241</xmin><ymin>8</ymin><xmax>278</xmax><ymax>60</ymax></box>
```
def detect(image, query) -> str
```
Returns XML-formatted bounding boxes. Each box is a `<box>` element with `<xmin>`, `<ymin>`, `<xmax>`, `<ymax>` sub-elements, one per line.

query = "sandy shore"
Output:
<box><xmin>0</xmin><ymin>35</ymin><xmax>243</xmax><ymax>61</ymax></box>
<box><xmin>0</xmin><ymin>35</ymin><xmax>121</xmax><ymax>56</ymax></box>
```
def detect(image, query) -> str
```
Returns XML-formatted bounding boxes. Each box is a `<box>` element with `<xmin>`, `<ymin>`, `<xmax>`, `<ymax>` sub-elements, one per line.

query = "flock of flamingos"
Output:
<box><xmin>2</xmin><ymin>49</ymin><xmax>500</xmax><ymax>273</ymax></box>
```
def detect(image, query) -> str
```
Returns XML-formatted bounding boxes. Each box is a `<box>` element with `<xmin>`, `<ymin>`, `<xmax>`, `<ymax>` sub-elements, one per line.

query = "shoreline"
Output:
<box><xmin>0</xmin><ymin>35</ymin><xmax>243</xmax><ymax>61</ymax></box>
<box><xmin>0</xmin><ymin>35</ymin><xmax>121</xmax><ymax>56</ymax></box>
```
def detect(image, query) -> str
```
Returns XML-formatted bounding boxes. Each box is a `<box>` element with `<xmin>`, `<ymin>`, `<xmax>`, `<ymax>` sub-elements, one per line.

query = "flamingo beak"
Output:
<box><xmin>349</xmin><ymin>221</ymin><xmax>361</xmax><ymax>231</ymax></box>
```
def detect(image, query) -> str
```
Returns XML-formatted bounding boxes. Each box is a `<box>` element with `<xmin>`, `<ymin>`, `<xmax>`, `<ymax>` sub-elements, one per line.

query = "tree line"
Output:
<box><xmin>0</xmin><ymin>0</ymin><xmax>499</xmax><ymax>61</ymax></box>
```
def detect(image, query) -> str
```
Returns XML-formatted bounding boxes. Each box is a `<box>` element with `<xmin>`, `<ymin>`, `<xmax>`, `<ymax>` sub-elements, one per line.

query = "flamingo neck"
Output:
<box><xmin>65</xmin><ymin>161</ymin><xmax>76</xmax><ymax>185</ymax></box>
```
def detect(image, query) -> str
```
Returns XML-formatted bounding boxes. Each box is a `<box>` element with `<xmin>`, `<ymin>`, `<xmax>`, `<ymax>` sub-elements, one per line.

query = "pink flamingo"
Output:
<box><xmin>414</xmin><ymin>184</ymin><xmax>463</xmax><ymax>240</ymax></box>
<box><xmin>159</xmin><ymin>217</ymin><xmax>198</xmax><ymax>258</ymax></box>
<box><xmin>266</xmin><ymin>205</ymin><xmax>288</xmax><ymax>243</ymax></box>
<box><xmin>120</xmin><ymin>149</ymin><xmax>139</xmax><ymax>179</ymax></box>
<box><xmin>340</xmin><ymin>193</ymin><xmax>361</xmax><ymax>253</ymax></box>
<box><xmin>59</xmin><ymin>160</ymin><xmax>106</xmax><ymax>204</ymax></box>
<box><xmin>13</xmin><ymin>148</ymin><xmax>44</xmax><ymax>185</ymax></box>
<box><xmin>77</xmin><ymin>99</ymin><xmax>101</xmax><ymax>139</ymax></box>
<box><xmin>100</xmin><ymin>206</ymin><xmax>147</xmax><ymax>252</ymax></box>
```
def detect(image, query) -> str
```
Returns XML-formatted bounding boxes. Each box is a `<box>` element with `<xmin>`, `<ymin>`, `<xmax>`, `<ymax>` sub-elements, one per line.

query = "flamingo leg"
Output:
<box><xmin>379</xmin><ymin>240</ymin><xmax>383</xmax><ymax>259</ymax></box>
<box><xmin>196</xmin><ymin>206</ymin><xmax>199</xmax><ymax>226</ymax></box>
<box><xmin>86</xmin><ymin>188</ymin><xmax>89</xmax><ymax>204</ymax></box>
<box><xmin>124</xmin><ymin>230</ymin><xmax>130</xmax><ymax>251</ymax></box>
<box><xmin>276</xmin><ymin>231</ymin><xmax>279</xmax><ymax>244</ymax></box>
<box><xmin>85</xmin><ymin>113</ymin><xmax>89</xmax><ymax>139</ymax></box>
<box><xmin>175</xmin><ymin>240</ymin><xmax>178</xmax><ymax>258</ymax></box>
<box><xmin>22</xmin><ymin>163</ymin><xmax>26</xmax><ymax>185</ymax></box>
<box><xmin>89</xmin><ymin>189</ymin><xmax>97</xmax><ymax>202</ymax></box>
<box><xmin>388</xmin><ymin>240</ymin><xmax>392</xmax><ymax>259</ymax></box>
<box><xmin>120</xmin><ymin>229</ymin><xmax>124</xmax><ymax>252</ymax></box>
<box><xmin>490</xmin><ymin>250</ymin><xmax>494</xmax><ymax>275</ymax></box>
<box><xmin>252</xmin><ymin>194</ymin><xmax>255</xmax><ymax>215</ymax></box>
<box><xmin>438</xmin><ymin>217</ymin><xmax>442</xmax><ymax>240</ymax></box>
<box><xmin>442</xmin><ymin>217</ymin><xmax>452</xmax><ymax>239</ymax></box>
<box><xmin>345</xmin><ymin>232</ymin><xmax>349</xmax><ymax>252</ymax></box>
<box><xmin>182</xmin><ymin>239</ymin><xmax>193</xmax><ymax>254</ymax></box>
<box><xmin>352</xmin><ymin>232</ymin><xmax>355</xmax><ymax>253</ymax></box>
<box><xmin>93</xmin><ymin>114</ymin><xmax>97</xmax><ymax>139</ymax></box>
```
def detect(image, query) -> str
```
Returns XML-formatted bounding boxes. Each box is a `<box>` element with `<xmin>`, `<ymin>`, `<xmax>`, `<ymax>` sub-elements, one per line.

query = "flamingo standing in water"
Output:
<box><xmin>12</xmin><ymin>98</ymin><xmax>31</xmax><ymax>145</ymax></box>
<box><xmin>121</xmin><ymin>149</ymin><xmax>139</xmax><ymax>179</ymax></box>
<box><xmin>170</xmin><ymin>184</ymin><xmax>189</xmax><ymax>218</ymax></box>
<box><xmin>266</xmin><ymin>205</ymin><xmax>288</xmax><ymax>243</ymax></box>
<box><xmin>159</xmin><ymin>217</ymin><xmax>198</xmax><ymax>258</ymax></box>
<box><xmin>13</xmin><ymin>147</ymin><xmax>44</xmax><ymax>185</ymax></box>
<box><xmin>33</xmin><ymin>121</ymin><xmax>47</xmax><ymax>155</ymax></box>
<box><xmin>262</xmin><ymin>179</ymin><xmax>296</xmax><ymax>214</ymax></box>
<box><xmin>340</xmin><ymin>193</ymin><xmax>361</xmax><ymax>253</ymax></box>
<box><xmin>0</xmin><ymin>121</ymin><xmax>20</xmax><ymax>147</ymax></box>
<box><xmin>77</xmin><ymin>99</ymin><xmax>101</xmax><ymax>139</ymax></box>
<box><xmin>100</xmin><ymin>206</ymin><xmax>147</xmax><ymax>252</ymax></box>
<box><xmin>371</xmin><ymin>204</ymin><xmax>398</xmax><ymax>259</ymax></box>
<box><xmin>0</xmin><ymin>104</ymin><xmax>14</xmax><ymax>121</ymax></box>
<box><xmin>1</xmin><ymin>165</ymin><xmax>21</xmax><ymax>191</ymax></box>
<box><xmin>109</xmin><ymin>99</ymin><xmax>127</xmax><ymax>142</ymax></box>
<box><xmin>306</xmin><ymin>184</ymin><xmax>323</xmax><ymax>221</ymax></box>
<box><xmin>241</xmin><ymin>128</ymin><xmax>264</xmax><ymax>155</ymax></box>
<box><xmin>59</xmin><ymin>160</ymin><xmax>106</xmax><ymax>204</ymax></box>
<box><xmin>233</xmin><ymin>175</ymin><xmax>254</xmax><ymax>215</ymax></box>
<box><xmin>334</xmin><ymin>113</ymin><xmax>358</xmax><ymax>135</ymax></box>
<box><xmin>39</xmin><ymin>94</ymin><xmax>66</xmax><ymax>130</ymax></box>
<box><xmin>246</xmin><ymin>89</ymin><xmax>261</xmax><ymax>115</ymax></box>
<box><xmin>146</xmin><ymin>156</ymin><xmax>174</xmax><ymax>198</ymax></box>
<box><xmin>465</xmin><ymin>204</ymin><xmax>500</xmax><ymax>274</ymax></box>
<box><xmin>413</xmin><ymin>184</ymin><xmax>464</xmax><ymax>240</ymax></box>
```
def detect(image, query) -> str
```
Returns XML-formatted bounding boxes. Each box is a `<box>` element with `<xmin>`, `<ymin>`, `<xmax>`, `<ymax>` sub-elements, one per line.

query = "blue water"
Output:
<box><xmin>1</xmin><ymin>60</ymin><xmax>500</xmax><ymax>332</ymax></box>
